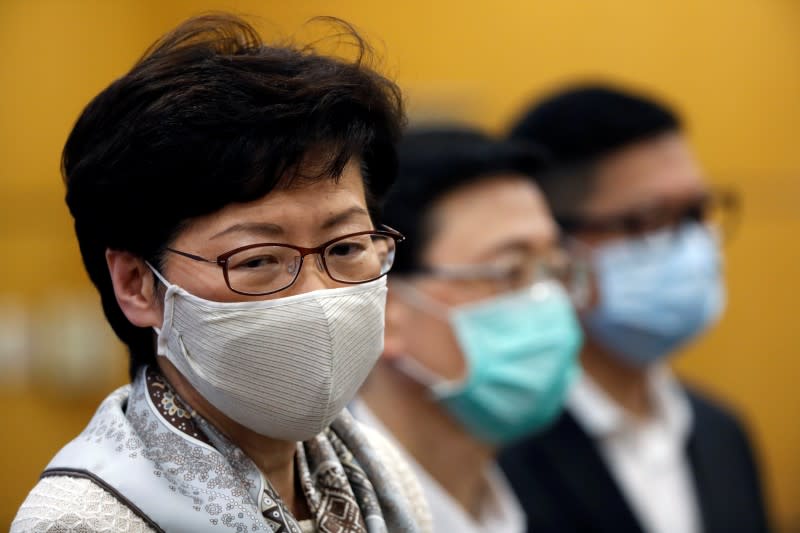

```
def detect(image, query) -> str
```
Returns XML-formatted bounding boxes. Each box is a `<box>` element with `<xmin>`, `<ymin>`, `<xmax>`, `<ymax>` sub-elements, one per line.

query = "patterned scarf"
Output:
<box><xmin>140</xmin><ymin>368</ymin><xmax>419</xmax><ymax>533</ymax></box>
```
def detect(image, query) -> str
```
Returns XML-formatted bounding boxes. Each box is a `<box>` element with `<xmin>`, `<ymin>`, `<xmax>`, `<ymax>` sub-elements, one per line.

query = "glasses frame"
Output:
<box><xmin>166</xmin><ymin>225</ymin><xmax>405</xmax><ymax>296</ymax></box>
<box><xmin>413</xmin><ymin>262</ymin><xmax>522</xmax><ymax>282</ymax></box>
<box><xmin>410</xmin><ymin>246</ymin><xmax>578</xmax><ymax>289</ymax></box>
<box><xmin>555</xmin><ymin>186</ymin><xmax>740</xmax><ymax>240</ymax></box>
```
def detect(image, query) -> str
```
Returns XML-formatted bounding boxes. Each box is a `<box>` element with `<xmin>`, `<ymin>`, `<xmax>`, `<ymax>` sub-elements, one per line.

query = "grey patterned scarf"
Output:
<box><xmin>42</xmin><ymin>367</ymin><xmax>420</xmax><ymax>533</ymax></box>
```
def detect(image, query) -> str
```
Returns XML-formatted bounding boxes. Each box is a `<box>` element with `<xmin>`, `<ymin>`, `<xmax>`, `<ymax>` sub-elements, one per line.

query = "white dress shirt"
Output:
<box><xmin>351</xmin><ymin>400</ymin><xmax>526</xmax><ymax>533</ymax></box>
<box><xmin>567</xmin><ymin>366</ymin><xmax>702</xmax><ymax>533</ymax></box>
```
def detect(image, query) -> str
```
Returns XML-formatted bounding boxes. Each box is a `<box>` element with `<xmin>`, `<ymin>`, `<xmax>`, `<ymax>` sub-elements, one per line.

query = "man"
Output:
<box><xmin>500</xmin><ymin>84</ymin><xmax>771</xmax><ymax>533</ymax></box>
<box><xmin>355</xmin><ymin>127</ymin><xmax>585</xmax><ymax>532</ymax></box>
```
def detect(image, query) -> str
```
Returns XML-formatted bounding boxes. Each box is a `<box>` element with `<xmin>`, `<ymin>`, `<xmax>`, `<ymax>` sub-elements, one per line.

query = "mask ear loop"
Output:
<box><xmin>145</xmin><ymin>261</ymin><xmax>171</xmax><ymax>287</ymax></box>
<box><xmin>386</xmin><ymin>279</ymin><xmax>466</xmax><ymax>396</ymax></box>
<box><xmin>144</xmin><ymin>261</ymin><xmax>177</xmax><ymax>354</ymax></box>
<box><xmin>390</xmin><ymin>354</ymin><xmax>466</xmax><ymax>398</ymax></box>
<box><xmin>391</xmin><ymin>356</ymin><xmax>448</xmax><ymax>390</ymax></box>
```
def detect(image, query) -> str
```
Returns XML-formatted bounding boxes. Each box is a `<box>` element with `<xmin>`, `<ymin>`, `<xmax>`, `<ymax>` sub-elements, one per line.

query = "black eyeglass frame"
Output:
<box><xmin>165</xmin><ymin>225</ymin><xmax>405</xmax><ymax>296</ymax></box>
<box><xmin>554</xmin><ymin>187</ymin><xmax>740</xmax><ymax>239</ymax></box>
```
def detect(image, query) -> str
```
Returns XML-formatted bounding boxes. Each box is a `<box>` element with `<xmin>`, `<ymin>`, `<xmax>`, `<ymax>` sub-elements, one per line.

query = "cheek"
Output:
<box><xmin>163</xmin><ymin>260</ymin><xmax>241</xmax><ymax>302</ymax></box>
<box><xmin>404</xmin><ymin>313</ymin><xmax>468</xmax><ymax>382</ymax></box>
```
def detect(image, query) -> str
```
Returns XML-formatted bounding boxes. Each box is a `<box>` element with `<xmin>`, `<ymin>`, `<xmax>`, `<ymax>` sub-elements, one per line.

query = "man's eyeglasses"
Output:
<box><xmin>165</xmin><ymin>225</ymin><xmax>405</xmax><ymax>296</ymax></box>
<box><xmin>555</xmin><ymin>187</ymin><xmax>740</xmax><ymax>241</ymax></box>
<box><xmin>413</xmin><ymin>248</ymin><xmax>581</xmax><ymax>293</ymax></box>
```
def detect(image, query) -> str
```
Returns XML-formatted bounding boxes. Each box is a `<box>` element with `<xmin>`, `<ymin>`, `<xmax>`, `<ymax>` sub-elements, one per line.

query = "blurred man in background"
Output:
<box><xmin>355</xmin><ymin>127</ymin><xmax>584</xmax><ymax>532</ymax></box>
<box><xmin>500</xmin><ymin>85</ymin><xmax>771</xmax><ymax>533</ymax></box>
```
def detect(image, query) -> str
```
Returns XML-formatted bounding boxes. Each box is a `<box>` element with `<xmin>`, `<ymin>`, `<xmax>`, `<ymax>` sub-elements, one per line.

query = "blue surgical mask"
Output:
<box><xmin>584</xmin><ymin>222</ymin><xmax>725</xmax><ymax>366</ymax></box>
<box><xmin>393</xmin><ymin>280</ymin><xmax>583</xmax><ymax>445</ymax></box>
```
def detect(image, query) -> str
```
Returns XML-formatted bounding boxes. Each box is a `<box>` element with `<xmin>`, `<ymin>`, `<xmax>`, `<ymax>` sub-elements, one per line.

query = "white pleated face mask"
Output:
<box><xmin>149</xmin><ymin>266</ymin><xmax>387</xmax><ymax>441</ymax></box>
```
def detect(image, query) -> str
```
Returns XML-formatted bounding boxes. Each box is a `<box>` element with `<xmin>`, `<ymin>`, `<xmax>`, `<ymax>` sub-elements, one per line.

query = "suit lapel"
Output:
<box><xmin>685</xmin><ymin>396</ymin><xmax>721</xmax><ymax>533</ymax></box>
<box><xmin>540</xmin><ymin>412</ymin><xmax>645</xmax><ymax>533</ymax></box>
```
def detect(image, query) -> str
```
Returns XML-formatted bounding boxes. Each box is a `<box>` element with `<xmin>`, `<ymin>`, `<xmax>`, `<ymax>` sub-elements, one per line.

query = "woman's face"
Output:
<box><xmin>161</xmin><ymin>158</ymin><xmax>374</xmax><ymax>305</ymax></box>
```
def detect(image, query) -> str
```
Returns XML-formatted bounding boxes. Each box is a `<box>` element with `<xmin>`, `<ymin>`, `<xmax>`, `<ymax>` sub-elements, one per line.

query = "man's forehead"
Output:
<box><xmin>421</xmin><ymin>177</ymin><xmax>556</xmax><ymax>264</ymax></box>
<box><xmin>583</xmin><ymin>133</ymin><xmax>707</xmax><ymax>214</ymax></box>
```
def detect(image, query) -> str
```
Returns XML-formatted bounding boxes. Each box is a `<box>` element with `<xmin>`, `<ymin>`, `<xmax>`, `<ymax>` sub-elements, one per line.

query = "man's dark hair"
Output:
<box><xmin>382</xmin><ymin>126</ymin><xmax>548</xmax><ymax>274</ymax></box>
<box><xmin>508</xmin><ymin>83</ymin><xmax>681</xmax><ymax>217</ymax></box>
<box><xmin>62</xmin><ymin>13</ymin><xmax>405</xmax><ymax>378</ymax></box>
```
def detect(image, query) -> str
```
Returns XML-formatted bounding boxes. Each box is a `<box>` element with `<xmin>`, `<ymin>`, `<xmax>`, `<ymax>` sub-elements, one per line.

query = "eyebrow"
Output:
<box><xmin>211</xmin><ymin>222</ymin><xmax>284</xmax><ymax>240</ymax></box>
<box><xmin>320</xmin><ymin>205</ymin><xmax>371</xmax><ymax>230</ymax></box>
<box><xmin>210</xmin><ymin>205</ymin><xmax>371</xmax><ymax>240</ymax></box>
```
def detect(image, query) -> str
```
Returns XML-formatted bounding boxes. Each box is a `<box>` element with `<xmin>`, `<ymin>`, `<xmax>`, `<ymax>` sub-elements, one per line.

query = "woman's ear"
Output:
<box><xmin>106</xmin><ymin>249</ymin><xmax>163</xmax><ymax>328</ymax></box>
<box><xmin>381</xmin><ymin>285</ymin><xmax>410</xmax><ymax>362</ymax></box>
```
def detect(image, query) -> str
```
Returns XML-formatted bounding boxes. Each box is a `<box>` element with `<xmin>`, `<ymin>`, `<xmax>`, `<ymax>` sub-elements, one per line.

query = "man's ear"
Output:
<box><xmin>579</xmin><ymin>251</ymin><xmax>600</xmax><ymax>314</ymax></box>
<box><xmin>106</xmin><ymin>249</ymin><xmax>163</xmax><ymax>328</ymax></box>
<box><xmin>382</xmin><ymin>285</ymin><xmax>410</xmax><ymax>362</ymax></box>
<box><xmin>566</xmin><ymin>238</ymin><xmax>600</xmax><ymax>314</ymax></box>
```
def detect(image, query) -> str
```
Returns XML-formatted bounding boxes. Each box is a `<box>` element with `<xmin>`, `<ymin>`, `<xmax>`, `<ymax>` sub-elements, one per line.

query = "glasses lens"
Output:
<box><xmin>482</xmin><ymin>248</ymin><xmax>573</xmax><ymax>290</ymax></box>
<box><xmin>325</xmin><ymin>233</ymin><xmax>396</xmax><ymax>283</ymax></box>
<box><xmin>225</xmin><ymin>245</ymin><xmax>301</xmax><ymax>295</ymax></box>
<box><xmin>540</xmin><ymin>248</ymin><xmax>573</xmax><ymax>284</ymax></box>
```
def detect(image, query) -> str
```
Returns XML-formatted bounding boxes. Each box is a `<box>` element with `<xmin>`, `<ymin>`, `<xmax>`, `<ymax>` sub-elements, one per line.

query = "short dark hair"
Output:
<box><xmin>383</xmin><ymin>126</ymin><xmax>548</xmax><ymax>274</ymax></box>
<box><xmin>508</xmin><ymin>83</ymin><xmax>681</xmax><ymax>217</ymax></box>
<box><xmin>63</xmin><ymin>13</ymin><xmax>405</xmax><ymax>378</ymax></box>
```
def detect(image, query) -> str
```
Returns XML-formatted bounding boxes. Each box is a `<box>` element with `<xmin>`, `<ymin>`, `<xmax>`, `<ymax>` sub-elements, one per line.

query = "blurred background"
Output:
<box><xmin>0</xmin><ymin>0</ymin><xmax>798</xmax><ymax>529</ymax></box>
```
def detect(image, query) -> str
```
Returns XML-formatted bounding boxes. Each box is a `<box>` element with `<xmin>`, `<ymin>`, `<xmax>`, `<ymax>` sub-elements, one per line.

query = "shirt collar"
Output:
<box><xmin>567</xmin><ymin>365</ymin><xmax>693</xmax><ymax>441</ymax></box>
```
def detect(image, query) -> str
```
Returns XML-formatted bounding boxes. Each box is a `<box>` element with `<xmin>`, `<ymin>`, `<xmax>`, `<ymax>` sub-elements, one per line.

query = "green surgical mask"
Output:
<box><xmin>393</xmin><ymin>280</ymin><xmax>583</xmax><ymax>445</ymax></box>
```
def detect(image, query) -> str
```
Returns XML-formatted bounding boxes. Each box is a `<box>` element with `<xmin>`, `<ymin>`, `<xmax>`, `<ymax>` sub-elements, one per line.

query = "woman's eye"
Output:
<box><xmin>235</xmin><ymin>255</ymin><xmax>280</xmax><ymax>269</ymax></box>
<box><xmin>329</xmin><ymin>242</ymin><xmax>365</xmax><ymax>257</ymax></box>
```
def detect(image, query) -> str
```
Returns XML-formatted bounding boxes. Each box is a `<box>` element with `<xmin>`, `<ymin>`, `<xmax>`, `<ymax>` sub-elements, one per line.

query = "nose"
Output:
<box><xmin>283</xmin><ymin>253</ymin><xmax>331</xmax><ymax>296</ymax></box>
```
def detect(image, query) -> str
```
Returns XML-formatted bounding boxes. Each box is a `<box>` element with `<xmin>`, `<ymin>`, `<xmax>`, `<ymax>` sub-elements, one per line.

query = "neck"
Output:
<box><xmin>580</xmin><ymin>341</ymin><xmax>655</xmax><ymax>420</ymax></box>
<box><xmin>156</xmin><ymin>359</ymin><xmax>310</xmax><ymax>519</ymax></box>
<box><xmin>361</xmin><ymin>361</ymin><xmax>494</xmax><ymax>519</ymax></box>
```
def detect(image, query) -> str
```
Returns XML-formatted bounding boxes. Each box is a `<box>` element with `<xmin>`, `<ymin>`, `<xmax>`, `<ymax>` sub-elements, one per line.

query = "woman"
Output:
<box><xmin>12</xmin><ymin>13</ymin><xmax>430</xmax><ymax>533</ymax></box>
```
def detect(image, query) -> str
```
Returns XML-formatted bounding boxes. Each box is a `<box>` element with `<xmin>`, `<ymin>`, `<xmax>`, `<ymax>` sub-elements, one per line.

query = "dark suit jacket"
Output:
<box><xmin>499</xmin><ymin>387</ymin><xmax>771</xmax><ymax>533</ymax></box>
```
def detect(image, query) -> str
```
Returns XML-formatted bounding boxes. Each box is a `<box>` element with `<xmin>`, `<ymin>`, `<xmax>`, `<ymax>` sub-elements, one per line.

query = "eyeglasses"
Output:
<box><xmin>165</xmin><ymin>226</ymin><xmax>405</xmax><ymax>296</ymax></box>
<box><xmin>414</xmin><ymin>247</ymin><xmax>580</xmax><ymax>292</ymax></box>
<box><xmin>555</xmin><ymin>187</ymin><xmax>740</xmax><ymax>241</ymax></box>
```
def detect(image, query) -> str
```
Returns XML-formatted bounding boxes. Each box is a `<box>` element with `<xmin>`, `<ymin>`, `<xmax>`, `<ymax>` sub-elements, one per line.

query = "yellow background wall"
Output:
<box><xmin>1</xmin><ymin>0</ymin><xmax>798</xmax><ymax>529</ymax></box>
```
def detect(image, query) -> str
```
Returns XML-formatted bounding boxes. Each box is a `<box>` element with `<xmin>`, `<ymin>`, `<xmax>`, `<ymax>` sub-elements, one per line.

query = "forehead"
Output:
<box><xmin>172</xmin><ymin>160</ymin><xmax>369</xmax><ymax>246</ymax></box>
<box><xmin>422</xmin><ymin>173</ymin><xmax>556</xmax><ymax>265</ymax></box>
<box><xmin>583</xmin><ymin>132</ymin><xmax>707</xmax><ymax>215</ymax></box>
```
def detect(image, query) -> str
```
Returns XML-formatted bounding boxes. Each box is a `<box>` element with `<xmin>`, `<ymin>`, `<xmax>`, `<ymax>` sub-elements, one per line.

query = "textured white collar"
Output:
<box><xmin>567</xmin><ymin>365</ymin><xmax>693</xmax><ymax>441</ymax></box>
